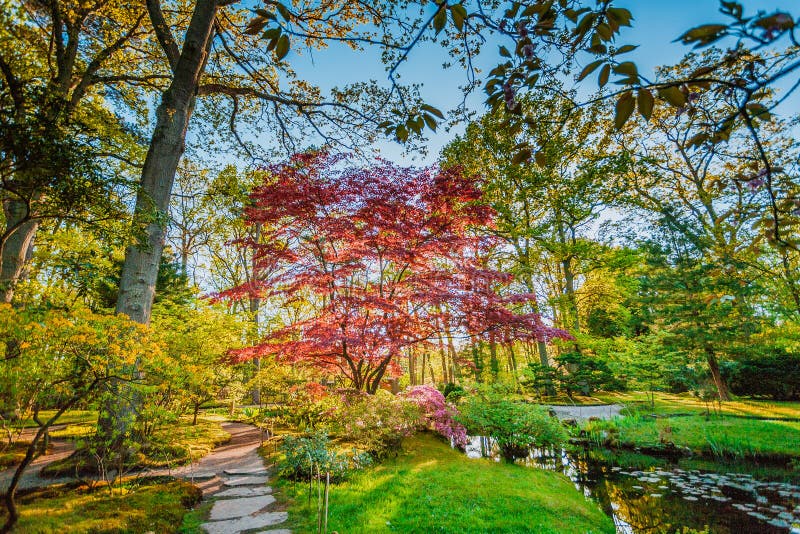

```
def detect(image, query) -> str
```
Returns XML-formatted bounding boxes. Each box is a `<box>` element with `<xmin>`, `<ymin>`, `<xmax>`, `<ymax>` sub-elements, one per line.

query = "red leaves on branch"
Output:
<box><xmin>219</xmin><ymin>151</ymin><xmax>568</xmax><ymax>392</ymax></box>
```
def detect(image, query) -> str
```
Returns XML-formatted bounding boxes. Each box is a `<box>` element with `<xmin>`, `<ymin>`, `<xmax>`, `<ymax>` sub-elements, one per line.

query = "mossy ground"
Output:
<box><xmin>41</xmin><ymin>416</ymin><xmax>230</xmax><ymax>476</ymax></box>
<box><xmin>0</xmin><ymin>477</ymin><xmax>201</xmax><ymax>533</ymax></box>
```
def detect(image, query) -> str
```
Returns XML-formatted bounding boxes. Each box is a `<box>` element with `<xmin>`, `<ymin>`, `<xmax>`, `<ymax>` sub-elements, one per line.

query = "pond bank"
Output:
<box><xmin>465</xmin><ymin>436</ymin><xmax>800</xmax><ymax>533</ymax></box>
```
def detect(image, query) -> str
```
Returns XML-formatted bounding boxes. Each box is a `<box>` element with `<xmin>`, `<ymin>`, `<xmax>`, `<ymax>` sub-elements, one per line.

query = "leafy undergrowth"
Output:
<box><xmin>177</xmin><ymin>500</ymin><xmax>213</xmax><ymax>533</ymax></box>
<box><xmin>271</xmin><ymin>433</ymin><xmax>614</xmax><ymax>534</ymax></box>
<box><xmin>0</xmin><ymin>477</ymin><xmax>201</xmax><ymax>533</ymax></box>
<box><xmin>584</xmin><ymin>414</ymin><xmax>800</xmax><ymax>461</ymax></box>
<box><xmin>42</xmin><ymin>418</ymin><xmax>230</xmax><ymax>477</ymax></box>
<box><xmin>594</xmin><ymin>391</ymin><xmax>800</xmax><ymax>420</ymax></box>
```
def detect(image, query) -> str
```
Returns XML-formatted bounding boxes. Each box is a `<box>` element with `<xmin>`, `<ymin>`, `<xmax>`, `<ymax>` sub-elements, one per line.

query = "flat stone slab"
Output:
<box><xmin>209</xmin><ymin>495</ymin><xmax>276</xmax><ymax>521</ymax></box>
<box><xmin>548</xmin><ymin>404</ymin><xmax>623</xmax><ymax>421</ymax></box>
<box><xmin>216</xmin><ymin>486</ymin><xmax>273</xmax><ymax>498</ymax></box>
<box><xmin>180</xmin><ymin>471</ymin><xmax>217</xmax><ymax>480</ymax></box>
<box><xmin>255</xmin><ymin>530</ymin><xmax>292</xmax><ymax>534</ymax></box>
<box><xmin>201</xmin><ymin>511</ymin><xmax>288</xmax><ymax>534</ymax></box>
<box><xmin>224</xmin><ymin>467</ymin><xmax>268</xmax><ymax>476</ymax></box>
<box><xmin>224</xmin><ymin>475</ymin><xmax>270</xmax><ymax>487</ymax></box>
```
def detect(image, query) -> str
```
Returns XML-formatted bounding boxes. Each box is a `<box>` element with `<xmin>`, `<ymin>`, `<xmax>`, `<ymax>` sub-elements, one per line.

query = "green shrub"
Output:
<box><xmin>457</xmin><ymin>393</ymin><xmax>567</xmax><ymax>460</ymax></box>
<box><xmin>554</xmin><ymin>351</ymin><xmax>622</xmax><ymax>395</ymax></box>
<box><xmin>723</xmin><ymin>350</ymin><xmax>800</xmax><ymax>400</ymax></box>
<box><xmin>522</xmin><ymin>363</ymin><xmax>559</xmax><ymax>396</ymax></box>
<box><xmin>440</xmin><ymin>382</ymin><xmax>466</xmax><ymax>402</ymax></box>
<box><xmin>279</xmin><ymin>431</ymin><xmax>372</xmax><ymax>482</ymax></box>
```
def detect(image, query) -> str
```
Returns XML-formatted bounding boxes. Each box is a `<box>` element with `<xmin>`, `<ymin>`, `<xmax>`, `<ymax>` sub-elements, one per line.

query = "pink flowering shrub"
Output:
<box><xmin>402</xmin><ymin>385</ymin><xmax>468</xmax><ymax>448</ymax></box>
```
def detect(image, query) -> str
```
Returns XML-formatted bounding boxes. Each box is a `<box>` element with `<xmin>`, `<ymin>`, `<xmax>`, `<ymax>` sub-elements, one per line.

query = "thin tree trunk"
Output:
<box><xmin>438</xmin><ymin>336</ymin><xmax>448</xmax><ymax>385</ymax></box>
<box><xmin>488</xmin><ymin>335</ymin><xmax>499</xmax><ymax>378</ymax></box>
<box><xmin>250</xmin><ymin>298</ymin><xmax>261</xmax><ymax>405</ymax></box>
<box><xmin>705</xmin><ymin>347</ymin><xmax>731</xmax><ymax>401</ymax></box>
<box><xmin>562</xmin><ymin>257</ymin><xmax>579</xmax><ymax>333</ymax></box>
<box><xmin>250</xmin><ymin>223</ymin><xmax>262</xmax><ymax>404</ymax></box>
<box><xmin>507</xmin><ymin>343</ymin><xmax>518</xmax><ymax>373</ymax></box>
<box><xmin>0</xmin><ymin>200</ymin><xmax>38</xmax><ymax>304</ymax></box>
<box><xmin>447</xmin><ymin>335</ymin><xmax>459</xmax><ymax>382</ymax></box>
<box><xmin>408</xmin><ymin>349</ymin><xmax>416</xmax><ymax>386</ymax></box>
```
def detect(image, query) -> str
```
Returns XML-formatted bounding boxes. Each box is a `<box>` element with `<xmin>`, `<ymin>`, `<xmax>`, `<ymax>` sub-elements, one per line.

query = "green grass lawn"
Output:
<box><xmin>0</xmin><ymin>477</ymin><xmax>201</xmax><ymax>533</ymax></box>
<box><xmin>580</xmin><ymin>392</ymin><xmax>800</xmax><ymax>460</ymax></box>
<box><xmin>273</xmin><ymin>433</ymin><xmax>614</xmax><ymax>534</ymax></box>
<box><xmin>593</xmin><ymin>414</ymin><xmax>800</xmax><ymax>460</ymax></box>
<box><xmin>594</xmin><ymin>391</ymin><xmax>800</xmax><ymax>420</ymax></box>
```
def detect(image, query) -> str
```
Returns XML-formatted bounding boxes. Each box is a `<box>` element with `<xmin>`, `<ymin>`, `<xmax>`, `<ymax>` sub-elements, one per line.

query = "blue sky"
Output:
<box><xmin>280</xmin><ymin>0</ymin><xmax>792</xmax><ymax>165</ymax></box>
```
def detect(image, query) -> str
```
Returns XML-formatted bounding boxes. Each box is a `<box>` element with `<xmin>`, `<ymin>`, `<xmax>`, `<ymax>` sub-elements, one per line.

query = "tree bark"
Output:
<box><xmin>1</xmin><ymin>199</ymin><xmax>38</xmax><ymax>304</ymax></box>
<box><xmin>250</xmin><ymin>223</ymin><xmax>262</xmax><ymax>404</ymax></box>
<box><xmin>101</xmin><ymin>0</ymin><xmax>218</xmax><ymax>448</ymax></box>
<box><xmin>536</xmin><ymin>341</ymin><xmax>549</xmax><ymax>367</ymax></box>
<box><xmin>116</xmin><ymin>0</ymin><xmax>217</xmax><ymax>323</ymax></box>
<box><xmin>447</xmin><ymin>335</ymin><xmax>459</xmax><ymax>381</ymax></box>
<box><xmin>705</xmin><ymin>347</ymin><xmax>731</xmax><ymax>401</ymax></box>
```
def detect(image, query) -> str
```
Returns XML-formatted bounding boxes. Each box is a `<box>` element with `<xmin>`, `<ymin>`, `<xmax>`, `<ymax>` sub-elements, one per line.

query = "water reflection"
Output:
<box><xmin>464</xmin><ymin>436</ymin><xmax>800</xmax><ymax>534</ymax></box>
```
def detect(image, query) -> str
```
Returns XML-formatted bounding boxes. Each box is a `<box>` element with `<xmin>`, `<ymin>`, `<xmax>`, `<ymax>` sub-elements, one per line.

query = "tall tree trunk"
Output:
<box><xmin>705</xmin><ymin>347</ymin><xmax>731</xmax><ymax>401</ymax></box>
<box><xmin>536</xmin><ymin>340</ymin><xmax>555</xmax><ymax>395</ymax></box>
<box><xmin>562</xmin><ymin>257</ymin><xmax>579</xmax><ymax>333</ymax></box>
<box><xmin>102</xmin><ymin>0</ymin><xmax>218</xmax><ymax>447</ymax></box>
<box><xmin>536</xmin><ymin>341</ymin><xmax>549</xmax><ymax>367</ymax></box>
<box><xmin>471</xmin><ymin>338</ymin><xmax>482</xmax><ymax>381</ymax></box>
<box><xmin>250</xmin><ymin>294</ymin><xmax>262</xmax><ymax>405</ymax></box>
<box><xmin>250</xmin><ymin>223</ymin><xmax>262</xmax><ymax>404</ymax></box>
<box><xmin>488</xmin><ymin>334</ymin><xmax>499</xmax><ymax>378</ymax></box>
<box><xmin>1</xmin><ymin>200</ymin><xmax>38</xmax><ymax>304</ymax></box>
<box><xmin>438</xmin><ymin>333</ymin><xmax>448</xmax><ymax>385</ymax></box>
<box><xmin>116</xmin><ymin>19</ymin><xmax>214</xmax><ymax>322</ymax></box>
<box><xmin>507</xmin><ymin>343</ymin><xmax>518</xmax><ymax>373</ymax></box>
<box><xmin>447</xmin><ymin>335</ymin><xmax>459</xmax><ymax>382</ymax></box>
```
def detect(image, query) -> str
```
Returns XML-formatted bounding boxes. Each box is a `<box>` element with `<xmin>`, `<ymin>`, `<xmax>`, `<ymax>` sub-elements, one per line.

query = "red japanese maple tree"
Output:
<box><xmin>221</xmin><ymin>151</ymin><xmax>567</xmax><ymax>393</ymax></box>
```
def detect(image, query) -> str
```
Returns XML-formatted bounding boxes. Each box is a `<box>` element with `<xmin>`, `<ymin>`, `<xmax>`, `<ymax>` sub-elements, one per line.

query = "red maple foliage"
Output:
<box><xmin>220</xmin><ymin>151</ymin><xmax>568</xmax><ymax>393</ymax></box>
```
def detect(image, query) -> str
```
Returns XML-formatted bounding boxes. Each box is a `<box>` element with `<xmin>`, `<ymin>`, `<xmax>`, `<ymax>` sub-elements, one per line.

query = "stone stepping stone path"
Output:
<box><xmin>198</xmin><ymin>470</ymin><xmax>288</xmax><ymax>533</ymax></box>
<box><xmin>167</xmin><ymin>422</ymin><xmax>289</xmax><ymax>534</ymax></box>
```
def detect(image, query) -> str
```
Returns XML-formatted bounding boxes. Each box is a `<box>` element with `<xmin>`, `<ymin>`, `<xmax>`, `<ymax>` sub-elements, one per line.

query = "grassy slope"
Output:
<box><xmin>276</xmin><ymin>433</ymin><xmax>614</xmax><ymax>534</ymax></box>
<box><xmin>0</xmin><ymin>478</ymin><xmax>201</xmax><ymax>533</ymax></box>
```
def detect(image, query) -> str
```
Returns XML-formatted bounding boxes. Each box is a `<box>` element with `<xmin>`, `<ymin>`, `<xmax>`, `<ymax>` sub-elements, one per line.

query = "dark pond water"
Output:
<box><xmin>465</xmin><ymin>436</ymin><xmax>800</xmax><ymax>534</ymax></box>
